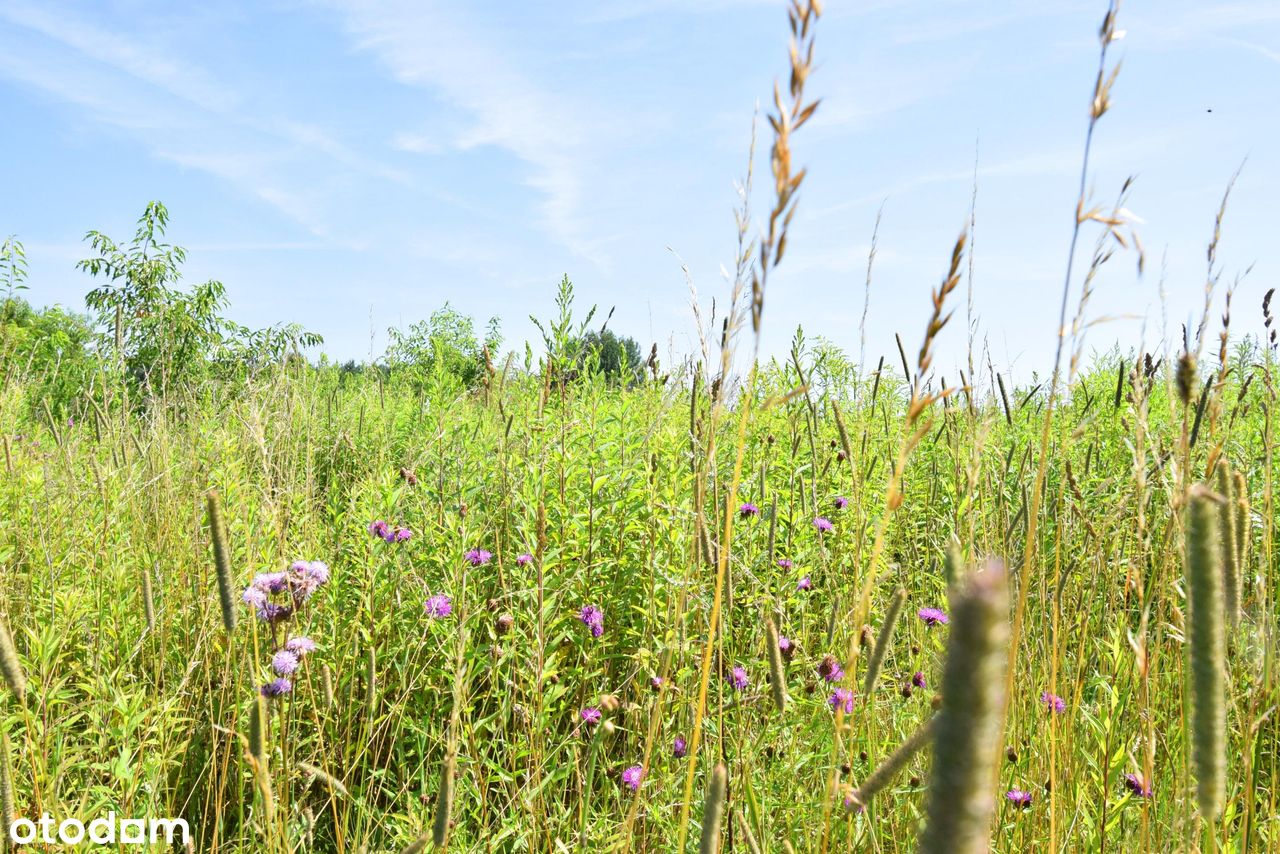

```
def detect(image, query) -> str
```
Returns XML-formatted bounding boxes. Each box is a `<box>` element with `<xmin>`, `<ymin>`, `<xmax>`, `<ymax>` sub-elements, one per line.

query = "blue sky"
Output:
<box><xmin>1</xmin><ymin>0</ymin><xmax>1277</xmax><ymax>381</ymax></box>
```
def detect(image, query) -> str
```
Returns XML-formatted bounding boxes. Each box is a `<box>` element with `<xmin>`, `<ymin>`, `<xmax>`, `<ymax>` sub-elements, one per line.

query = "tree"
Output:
<box><xmin>385</xmin><ymin>304</ymin><xmax>501</xmax><ymax>391</ymax></box>
<box><xmin>578</xmin><ymin>328</ymin><xmax>643</xmax><ymax>385</ymax></box>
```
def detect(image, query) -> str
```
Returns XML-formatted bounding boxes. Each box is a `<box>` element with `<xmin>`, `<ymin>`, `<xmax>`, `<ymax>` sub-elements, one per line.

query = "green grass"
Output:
<box><xmin>0</xmin><ymin>336</ymin><xmax>1275</xmax><ymax>851</ymax></box>
<box><xmin>1</xmin><ymin>2</ymin><xmax>1276</xmax><ymax>850</ymax></box>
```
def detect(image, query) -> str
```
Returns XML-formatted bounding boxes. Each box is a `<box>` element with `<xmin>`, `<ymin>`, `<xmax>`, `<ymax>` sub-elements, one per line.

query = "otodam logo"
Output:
<box><xmin>7</xmin><ymin>813</ymin><xmax>191</xmax><ymax>846</ymax></box>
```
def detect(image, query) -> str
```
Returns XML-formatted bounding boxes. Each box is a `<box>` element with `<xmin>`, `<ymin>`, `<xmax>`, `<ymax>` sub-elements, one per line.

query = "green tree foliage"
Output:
<box><xmin>384</xmin><ymin>303</ymin><xmax>502</xmax><ymax>392</ymax></box>
<box><xmin>77</xmin><ymin>202</ymin><xmax>321</xmax><ymax>394</ymax></box>
<box><xmin>578</xmin><ymin>328</ymin><xmax>643</xmax><ymax>385</ymax></box>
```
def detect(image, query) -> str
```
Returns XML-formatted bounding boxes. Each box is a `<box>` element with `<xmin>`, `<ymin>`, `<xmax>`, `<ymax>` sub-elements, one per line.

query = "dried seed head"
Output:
<box><xmin>1186</xmin><ymin>486</ymin><xmax>1226</xmax><ymax>819</ymax></box>
<box><xmin>1176</xmin><ymin>353</ymin><xmax>1198</xmax><ymax>406</ymax></box>
<box><xmin>765</xmin><ymin>616</ymin><xmax>788</xmax><ymax>713</ymax></box>
<box><xmin>919</xmin><ymin>560</ymin><xmax>1009</xmax><ymax>854</ymax></box>
<box><xmin>699</xmin><ymin>764</ymin><xmax>729</xmax><ymax>854</ymax></box>
<box><xmin>432</xmin><ymin>754</ymin><xmax>457</xmax><ymax>848</ymax></box>
<box><xmin>205</xmin><ymin>490</ymin><xmax>237</xmax><ymax>635</ymax></box>
<box><xmin>0</xmin><ymin>615</ymin><xmax>25</xmax><ymax>704</ymax></box>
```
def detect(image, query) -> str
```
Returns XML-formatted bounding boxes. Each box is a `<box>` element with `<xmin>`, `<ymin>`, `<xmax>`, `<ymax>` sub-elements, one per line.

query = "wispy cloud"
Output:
<box><xmin>320</xmin><ymin>0</ymin><xmax>619</xmax><ymax>267</ymax></box>
<box><xmin>0</xmin><ymin>0</ymin><xmax>403</xmax><ymax>239</ymax></box>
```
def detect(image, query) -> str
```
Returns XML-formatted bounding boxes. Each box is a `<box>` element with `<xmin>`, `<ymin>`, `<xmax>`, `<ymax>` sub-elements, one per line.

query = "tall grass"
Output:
<box><xmin>0</xmin><ymin>0</ymin><xmax>1274</xmax><ymax>851</ymax></box>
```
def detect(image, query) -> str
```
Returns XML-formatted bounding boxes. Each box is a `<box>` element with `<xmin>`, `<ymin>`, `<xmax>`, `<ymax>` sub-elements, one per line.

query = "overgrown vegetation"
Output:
<box><xmin>0</xmin><ymin>1</ymin><xmax>1276</xmax><ymax>851</ymax></box>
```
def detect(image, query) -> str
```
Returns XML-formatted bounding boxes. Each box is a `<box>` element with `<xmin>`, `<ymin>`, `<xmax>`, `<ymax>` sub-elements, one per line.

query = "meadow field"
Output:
<box><xmin>1</xmin><ymin>1</ymin><xmax>1277</xmax><ymax>851</ymax></box>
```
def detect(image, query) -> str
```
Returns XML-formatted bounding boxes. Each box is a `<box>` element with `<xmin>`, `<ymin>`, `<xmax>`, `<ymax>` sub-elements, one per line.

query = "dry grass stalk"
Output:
<box><xmin>847</xmin><ymin>715</ymin><xmax>936</xmax><ymax>810</ymax></box>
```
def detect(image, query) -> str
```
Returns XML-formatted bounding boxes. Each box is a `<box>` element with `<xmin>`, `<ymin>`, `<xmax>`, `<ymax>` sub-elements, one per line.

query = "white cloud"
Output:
<box><xmin>320</xmin><ymin>0</ymin><xmax>616</xmax><ymax>267</ymax></box>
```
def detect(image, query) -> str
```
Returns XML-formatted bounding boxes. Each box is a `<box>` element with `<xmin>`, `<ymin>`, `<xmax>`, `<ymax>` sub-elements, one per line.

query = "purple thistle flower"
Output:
<box><xmin>797</xmin><ymin>576</ymin><xmax>813</xmax><ymax>591</ymax></box>
<box><xmin>777</xmin><ymin>558</ymin><xmax>793</xmax><ymax>570</ymax></box>
<box><xmin>730</xmin><ymin>665</ymin><xmax>749</xmax><ymax>691</ymax></box>
<box><xmin>391</xmin><ymin>527</ymin><xmax>413</xmax><ymax>542</ymax></box>
<box><xmin>817</xmin><ymin>654</ymin><xmax>845</xmax><ymax>683</ymax></box>
<box><xmin>579</xmin><ymin>605</ymin><xmax>604</xmax><ymax>638</ymax></box>
<box><xmin>621</xmin><ymin>765</ymin><xmax>645</xmax><ymax>791</ymax></box>
<box><xmin>465</xmin><ymin>548</ymin><xmax>493</xmax><ymax>566</ymax></box>
<box><xmin>286</xmin><ymin>636</ymin><xmax>317</xmax><ymax>657</ymax></box>
<box><xmin>1123</xmin><ymin>773</ymin><xmax>1153</xmax><ymax>798</ymax></box>
<box><xmin>829</xmin><ymin>687</ymin><xmax>855</xmax><ymax>713</ymax></box>
<box><xmin>739</xmin><ymin>502</ymin><xmax>759</xmax><ymax>518</ymax></box>
<box><xmin>580</xmin><ymin>707</ymin><xmax>601</xmax><ymax>726</ymax></box>
<box><xmin>813</xmin><ymin>516</ymin><xmax>833</xmax><ymax>533</ymax></box>
<box><xmin>253</xmin><ymin>572</ymin><xmax>289</xmax><ymax>594</ymax></box>
<box><xmin>242</xmin><ymin>587</ymin><xmax>268</xmax><ymax>609</ymax></box>
<box><xmin>918</xmin><ymin>607</ymin><xmax>949</xmax><ymax>626</ymax></box>
<box><xmin>778</xmin><ymin>636</ymin><xmax>797</xmax><ymax>662</ymax></box>
<box><xmin>834</xmin><ymin>496</ymin><xmax>848</xmax><ymax>510</ymax></box>
<box><xmin>368</xmin><ymin>520</ymin><xmax>391</xmax><ymax>539</ymax></box>
<box><xmin>261</xmin><ymin>678</ymin><xmax>292</xmax><ymax>699</ymax></box>
<box><xmin>912</xmin><ymin>671</ymin><xmax>927</xmax><ymax>688</ymax></box>
<box><xmin>1006</xmin><ymin>789</ymin><xmax>1034</xmax><ymax>809</ymax></box>
<box><xmin>516</xmin><ymin>552</ymin><xmax>533</xmax><ymax>566</ymax></box>
<box><xmin>257</xmin><ymin>602</ymin><xmax>293</xmax><ymax>624</ymax></box>
<box><xmin>425</xmin><ymin>593</ymin><xmax>453</xmax><ymax>619</ymax></box>
<box><xmin>673</xmin><ymin>736</ymin><xmax>687</xmax><ymax>758</ymax></box>
<box><xmin>1041</xmin><ymin>691</ymin><xmax>1066</xmax><ymax>713</ymax></box>
<box><xmin>294</xmin><ymin>560</ymin><xmax>330</xmax><ymax>585</ymax></box>
<box><xmin>649</xmin><ymin>676</ymin><xmax>664</xmax><ymax>690</ymax></box>
<box><xmin>272</xmin><ymin>649</ymin><xmax>300</xmax><ymax>675</ymax></box>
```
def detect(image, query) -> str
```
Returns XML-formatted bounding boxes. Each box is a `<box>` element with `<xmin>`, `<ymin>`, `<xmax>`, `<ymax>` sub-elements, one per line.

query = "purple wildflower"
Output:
<box><xmin>286</xmin><ymin>636</ymin><xmax>317</xmax><ymax>657</ymax></box>
<box><xmin>579</xmin><ymin>605</ymin><xmax>604</xmax><ymax>638</ymax></box>
<box><xmin>257</xmin><ymin>602</ymin><xmax>293</xmax><ymax>624</ymax></box>
<box><xmin>253</xmin><ymin>572</ymin><xmax>289</xmax><ymax>594</ymax></box>
<box><xmin>777</xmin><ymin>558</ymin><xmax>793</xmax><ymax>570</ymax></box>
<box><xmin>730</xmin><ymin>665</ymin><xmax>749</xmax><ymax>691</ymax></box>
<box><xmin>295</xmin><ymin>560</ymin><xmax>330</xmax><ymax>586</ymax></box>
<box><xmin>673</xmin><ymin>736</ymin><xmax>687</xmax><ymax>758</ymax></box>
<box><xmin>912</xmin><ymin>671</ymin><xmax>927</xmax><ymax>688</ymax></box>
<box><xmin>1006</xmin><ymin>789</ymin><xmax>1033</xmax><ymax>809</ymax></box>
<box><xmin>778</xmin><ymin>636</ymin><xmax>797</xmax><ymax>662</ymax></box>
<box><xmin>391</xmin><ymin>527</ymin><xmax>412</xmax><ymax>542</ymax></box>
<box><xmin>425</xmin><ymin>593</ymin><xmax>453</xmax><ymax>619</ymax></box>
<box><xmin>813</xmin><ymin>516</ymin><xmax>833</xmax><ymax>533</ymax></box>
<box><xmin>621</xmin><ymin>765</ymin><xmax>645</xmax><ymax>791</ymax></box>
<box><xmin>242</xmin><ymin>587</ymin><xmax>268</xmax><ymax>609</ymax></box>
<box><xmin>1123</xmin><ymin>773</ymin><xmax>1153</xmax><ymax>798</ymax></box>
<box><xmin>817</xmin><ymin>654</ymin><xmax>845</xmax><ymax>683</ymax></box>
<box><xmin>465</xmin><ymin>548</ymin><xmax>493</xmax><ymax>566</ymax></box>
<box><xmin>829</xmin><ymin>687</ymin><xmax>855</xmax><ymax>713</ymax></box>
<box><xmin>368</xmin><ymin>520</ymin><xmax>391</xmax><ymax>539</ymax></box>
<box><xmin>918</xmin><ymin>607</ymin><xmax>949</xmax><ymax>627</ymax></box>
<box><xmin>580</xmin><ymin>707</ymin><xmax>601</xmax><ymax>726</ymax></box>
<box><xmin>797</xmin><ymin>576</ymin><xmax>813</xmax><ymax>591</ymax></box>
<box><xmin>516</xmin><ymin>552</ymin><xmax>533</xmax><ymax>566</ymax></box>
<box><xmin>649</xmin><ymin>676</ymin><xmax>664</xmax><ymax>690</ymax></box>
<box><xmin>272</xmin><ymin>649</ymin><xmax>300</xmax><ymax>675</ymax></box>
<box><xmin>739</xmin><ymin>502</ymin><xmax>760</xmax><ymax>518</ymax></box>
<box><xmin>1041</xmin><ymin>691</ymin><xmax>1066</xmax><ymax>713</ymax></box>
<box><xmin>261</xmin><ymin>678</ymin><xmax>292</xmax><ymax>699</ymax></box>
<box><xmin>834</xmin><ymin>496</ymin><xmax>848</xmax><ymax>510</ymax></box>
